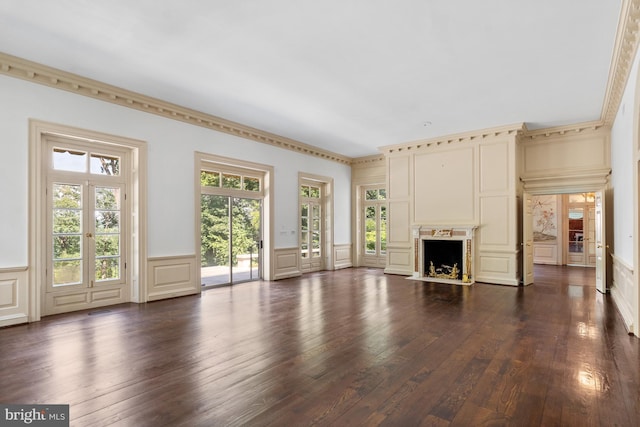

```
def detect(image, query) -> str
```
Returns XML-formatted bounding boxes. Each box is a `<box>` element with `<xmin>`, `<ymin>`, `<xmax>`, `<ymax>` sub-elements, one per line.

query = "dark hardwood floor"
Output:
<box><xmin>1</xmin><ymin>265</ymin><xmax>638</xmax><ymax>426</ymax></box>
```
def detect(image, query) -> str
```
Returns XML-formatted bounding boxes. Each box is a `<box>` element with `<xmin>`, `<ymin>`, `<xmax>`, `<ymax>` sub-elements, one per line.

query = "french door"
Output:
<box><xmin>362</xmin><ymin>186</ymin><xmax>387</xmax><ymax>268</ymax></box>
<box><xmin>300</xmin><ymin>183</ymin><xmax>323</xmax><ymax>273</ymax></box>
<box><xmin>566</xmin><ymin>193</ymin><xmax>596</xmax><ymax>267</ymax></box>
<box><xmin>45</xmin><ymin>140</ymin><xmax>129</xmax><ymax>315</ymax></box>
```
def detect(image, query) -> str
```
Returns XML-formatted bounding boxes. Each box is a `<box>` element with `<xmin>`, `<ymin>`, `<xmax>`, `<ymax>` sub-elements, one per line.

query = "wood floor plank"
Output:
<box><xmin>1</xmin><ymin>265</ymin><xmax>639</xmax><ymax>426</ymax></box>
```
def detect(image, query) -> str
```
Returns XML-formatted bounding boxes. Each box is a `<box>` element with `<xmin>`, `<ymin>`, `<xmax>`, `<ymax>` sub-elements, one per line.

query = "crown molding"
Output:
<box><xmin>601</xmin><ymin>0</ymin><xmax>640</xmax><ymax>126</ymax></box>
<box><xmin>522</xmin><ymin>120</ymin><xmax>607</xmax><ymax>140</ymax></box>
<box><xmin>351</xmin><ymin>154</ymin><xmax>385</xmax><ymax>167</ymax></box>
<box><xmin>0</xmin><ymin>52</ymin><xmax>353</xmax><ymax>166</ymax></box>
<box><xmin>379</xmin><ymin>123</ymin><xmax>526</xmax><ymax>154</ymax></box>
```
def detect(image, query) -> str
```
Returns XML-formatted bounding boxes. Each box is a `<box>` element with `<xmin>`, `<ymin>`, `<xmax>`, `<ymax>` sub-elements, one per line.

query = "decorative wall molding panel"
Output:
<box><xmin>611</xmin><ymin>254</ymin><xmax>635</xmax><ymax>334</ymax></box>
<box><xmin>0</xmin><ymin>267</ymin><xmax>28</xmax><ymax>327</ymax></box>
<box><xmin>273</xmin><ymin>247</ymin><xmax>301</xmax><ymax>280</ymax></box>
<box><xmin>147</xmin><ymin>255</ymin><xmax>198</xmax><ymax>301</ymax></box>
<box><xmin>334</xmin><ymin>244</ymin><xmax>353</xmax><ymax>270</ymax></box>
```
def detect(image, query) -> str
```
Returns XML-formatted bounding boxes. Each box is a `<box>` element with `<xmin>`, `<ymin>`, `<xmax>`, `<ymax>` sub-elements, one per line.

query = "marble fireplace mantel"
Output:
<box><xmin>411</xmin><ymin>225</ymin><xmax>478</xmax><ymax>285</ymax></box>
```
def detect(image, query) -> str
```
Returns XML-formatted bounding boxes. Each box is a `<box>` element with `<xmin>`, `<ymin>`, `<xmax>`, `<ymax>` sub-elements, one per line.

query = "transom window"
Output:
<box><xmin>53</xmin><ymin>147</ymin><xmax>120</xmax><ymax>176</ymax></box>
<box><xmin>201</xmin><ymin>170</ymin><xmax>261</xmax><ymax>192</ymax></box>
<box><xmin>300</xmin><ymin>184</ymin><xmax>321</xmax><ymax>198</ymax></box>
<box><xmin>365</xmin><ymin>188</ymin><xmax>386</xmax><ymax>200</ymax></box>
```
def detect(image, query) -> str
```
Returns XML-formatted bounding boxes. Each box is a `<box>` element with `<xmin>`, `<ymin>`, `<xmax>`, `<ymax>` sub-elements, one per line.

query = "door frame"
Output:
<box><xmin>195</xmin><ymin>152</ymin><xmax>274</xmax><ymax>283</ymax></box>
<box><xmin>298</xmin><ymin>173</ymin><xmax>334</xmax><ymax>273</ymax></box>
<box><xmin>522</xmin><ymin>186</ymin><xmax>608</xmax><ymax>289</ymax></box>
<box><xmin>360</xmin><ymin>184</ymin><xmax>387</xmax><ymax>268</ymax></box>
<box><xmin>29</xmin><ymin>120</ymin><xmax>147</xmax><ymax>321</ymax></box>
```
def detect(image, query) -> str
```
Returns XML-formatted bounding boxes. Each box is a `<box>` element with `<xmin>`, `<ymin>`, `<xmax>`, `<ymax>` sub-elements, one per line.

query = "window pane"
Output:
<box><xmin>365</xmin><ymin>190</ymin><xmax>378</xmax><ymax>200</ymax></box>
<box><xmin>310</xmin><ymin>186</ymin><xmax>320</xmax><ymax>198</ymax></box>
<box><xmin>54</xmin><ymin>209</ymin><xmax>81</xmax><ymax>234</ymax></box>
<box><xmin>53</xmin><ymin>260</ymin><xmax>81</xmax><ymax>286</ymax></box>
<box><xmin>96</xmin><ymin>257</ymin><xmax>120</xmax><ymax>281</ymax></box>
<box><xmin>312</xmin><ymin>204</ymin><xmax>320</xmax><ymax>219</ymax></box>
<box><xmin>95</xmin><ymin>235</ymin><xmax>120</xmax><ymax>257</ymax></box>
<box><xmin>95</xmin><ymin>187</ymin><xmax>120</xmax><ymax>210</ymax></box>
<box><xmin>243</xmin><ymin>177</ymin><xmax>260</xmax><ymax>192</ymax></box>
<box><xmin>53</xmin><ymin>184</ymin><xmax>81</xmax><ymax>209</ymax></box>
<box><xmin>301</xmin><ymin>235</ymin><xmax>309</xmax><ymax>258</ymax></box>
<box><xmin>301</xmin><ymin>217</ymin><xmax>309</xmax><ymax>231</ymax></box>
<box><xmin>53</xmin><ymin>148</ymin><xmax>86</xmax><ymax>172</ymax></box>
<box><xmin>301</xmin><ymin>204</ymin><xmax>309</xmax><ymax>217</ymax></box>
<box><xmin>378</xmin><ymin>189</ymin><xmax>386</xmax><ymax>199</ymax></box>
<box><xmin>53</xmin><ymin>235</ymin><xmax>81</xmax><ymax>259</ymax></box>
<box><xmin>201</xmin><ymin>171</ymin><xmax>220</xmax><ymax>187</ymax></box>
<box><xmin>90</xmin><ymin>153</ymin><xmax>120</xmax><ymax>175</ymax></box>
<box><xmin>365</xmin><ymin>215</ymin><xmax>376</xmax><ymax>255</ymax></box>
<box><xmin>95</xmin><ymin>211</ymin><xmax>120</xmax><ymax>233</ymax></box>
<box><xmin>300</xmin><ymin>185</ymin><xmax>310</xmax><ymax>197</ymax></box>
<box><xmin>222</xmin><ymin>173</ymin><xmax>241</xmax><ymax>189</ymax></box>
<box><xmin>312</xmin><ymin>232</ymin><xmax>321</xmax><ymax>257</ymax></box>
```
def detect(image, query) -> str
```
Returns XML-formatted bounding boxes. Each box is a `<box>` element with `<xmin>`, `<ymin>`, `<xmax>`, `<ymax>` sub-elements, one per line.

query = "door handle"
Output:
<box><xmin>85</xmin><ymin>232</ymin><xmax>93</xmax><ymax>238</ymax></box>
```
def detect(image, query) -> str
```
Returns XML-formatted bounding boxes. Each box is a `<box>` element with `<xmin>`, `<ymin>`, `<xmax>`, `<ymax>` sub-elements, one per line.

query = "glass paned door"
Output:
<box><xmin>300</xmin><ymin>183</ymin><xmax>323</xmax><ymax>273</ymax></box>
<box><xmin>200</xmin><ymin>195</ymin><xmax>261</xmax><ymax>287</ymax></box>
<box><xmin>47</xmin><ymin>179</ymin><xmax>126</xmax><ymax>314</ymax></box>
<box><xmin>361</xmin><ymin>187</ymin><xmax>387</xmax><ymax>268</ymax></box>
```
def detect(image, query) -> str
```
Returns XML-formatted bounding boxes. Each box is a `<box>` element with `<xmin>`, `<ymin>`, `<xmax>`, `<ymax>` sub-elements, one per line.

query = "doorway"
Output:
<box><xmin>200</xmin><ymin>169</ymin><xmax>263</xmax><ymax>288</ymax></box>
<box><xmin>524</xmin><ymin>190</ymin><xmax>606</xmax><ymax>293</ymax></box>
<box><xmin>566</xmin><ymin>193</ymin><xmax>596</xmax><ymax>266</ymax></box>
<box><xmin>36</xmin><ymin>127</ymin><xmax>144</xmax><ymax>317</ymax></box>
<box><xmin>361</xmin><ymin>185</ymin><xmax>387</xmax><ymax>268</ymax></box>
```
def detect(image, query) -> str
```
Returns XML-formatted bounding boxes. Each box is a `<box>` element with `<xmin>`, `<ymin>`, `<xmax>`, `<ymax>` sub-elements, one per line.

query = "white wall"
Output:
<box><xmin>0</xmin><ymin>75</ymin><xmax>351</xmax><ymax>268</ymax></box>
<box><xmin>610</xmin><ymin>50</ymin><xmax>639</xmax><ymax>265</ymax></box>
<box><xmin>610</xmin><ymin>43</ymin><xmax>640</xmax><ymax>335</ymax></box>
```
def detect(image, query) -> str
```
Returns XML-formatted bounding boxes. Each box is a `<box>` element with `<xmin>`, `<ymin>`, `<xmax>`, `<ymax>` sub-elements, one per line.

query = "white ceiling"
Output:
<box><xmin>0</xmin><ymin>1</ymin><xmax>623</xmax><ymax>158</ymax></box>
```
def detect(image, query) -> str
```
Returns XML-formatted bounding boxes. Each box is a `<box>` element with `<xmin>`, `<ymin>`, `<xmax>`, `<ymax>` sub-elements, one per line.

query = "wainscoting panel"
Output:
<box><xmin>477</xmin><ymin>252</ymin><xmax>519</xmax><ymax>286</ymax></box>
<box><xmin>533</xmin><ymin>243</ymin><xmax>558</xmax><ymax>265</ymax></box>
<box><xmin>334</xmin><ymin>244</ymin><xmax>353</xmax><ymax>270</ymax></box>
<box><xmin>147</xmin><ymin>255</ymin><xmax>198</xmax><ymax>301</ymax></box>
<box><xmin>611</xmin><ymin>254</ymin><xmax>635</xmax><ymax>334</ymax></box>
<box><xmin>384</xmin><ymin>246</ymin><xmax>413</xmax><ymax>276</ymax></box>
<box><xmin>0</xmin><ymin>267</ymin><xmax>28</xmax><ymax>327</ymax></box>
<box><xmin>273</xmin><ymin>247</ymin><xmax>301</xmax><ymax>280</ymax></box>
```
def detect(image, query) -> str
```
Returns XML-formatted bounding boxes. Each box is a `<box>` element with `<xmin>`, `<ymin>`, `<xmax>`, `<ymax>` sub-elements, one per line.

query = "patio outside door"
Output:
<box><xmin>201</xmin><ymin>195</ymin><xmax>261</xmax><ymax>287</ymax></box>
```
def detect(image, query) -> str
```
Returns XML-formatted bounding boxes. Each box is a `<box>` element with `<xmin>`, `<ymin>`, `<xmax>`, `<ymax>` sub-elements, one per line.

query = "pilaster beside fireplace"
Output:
<box><xmin>411</xmin><ymin>225</ymin><xmax>477</xmax><ymax>285</ymax></box>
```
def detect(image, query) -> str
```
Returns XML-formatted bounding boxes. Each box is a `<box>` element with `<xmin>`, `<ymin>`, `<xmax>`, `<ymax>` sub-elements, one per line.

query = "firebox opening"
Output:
<box><xmin>424</xmin><ymin>239</ymin><xmax>463</xmax><ymax>280</ymax></box>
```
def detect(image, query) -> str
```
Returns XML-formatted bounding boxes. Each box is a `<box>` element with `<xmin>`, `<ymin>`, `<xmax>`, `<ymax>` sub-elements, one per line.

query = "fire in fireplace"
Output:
<box><xmin>423</xmin><ymin>239</ymin><xmax>463</xmax><ymax>280</ymax></box>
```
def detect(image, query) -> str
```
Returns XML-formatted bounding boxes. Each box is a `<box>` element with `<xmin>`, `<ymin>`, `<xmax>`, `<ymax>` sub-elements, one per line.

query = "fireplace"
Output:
<box><xmin>411</xmin><ymin>225</ymin><xmax>476</xmax><ymax>285</ymax></box>
<box><xmin>424</xmin><ymin>239</ymin><xmax>462</xmax><ymax>280</ymax></box>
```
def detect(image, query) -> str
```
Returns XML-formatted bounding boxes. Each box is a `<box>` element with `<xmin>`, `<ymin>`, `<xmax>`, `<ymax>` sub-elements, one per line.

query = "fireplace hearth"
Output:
<box><xmin>411</xmin><ymin>225</ymin><xmax>477</xmax><ymax>285</ymax></box>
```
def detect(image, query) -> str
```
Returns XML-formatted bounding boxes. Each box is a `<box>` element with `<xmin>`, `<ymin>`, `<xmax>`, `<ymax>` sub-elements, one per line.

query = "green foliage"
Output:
<box><xmin>201</xmin><ymin>196</ymin><xmax>260</xmax><ymax>267</ymax></box>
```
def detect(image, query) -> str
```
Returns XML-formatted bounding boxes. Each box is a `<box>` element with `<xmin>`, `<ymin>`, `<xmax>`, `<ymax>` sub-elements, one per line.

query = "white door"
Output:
<box><xmin>523</xmin><ymin>193</ymin><xmax>534</xmax><ymax>285</ymax></box>
<box><xmin>594</xmin><ymin>190</ymin><xmax>606</xmax><ymax>293</ymax></box>
<box><xmin>45</xmin><ymin>139</ymin><xmax>129</xmax><ymax>315</ymax></box>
